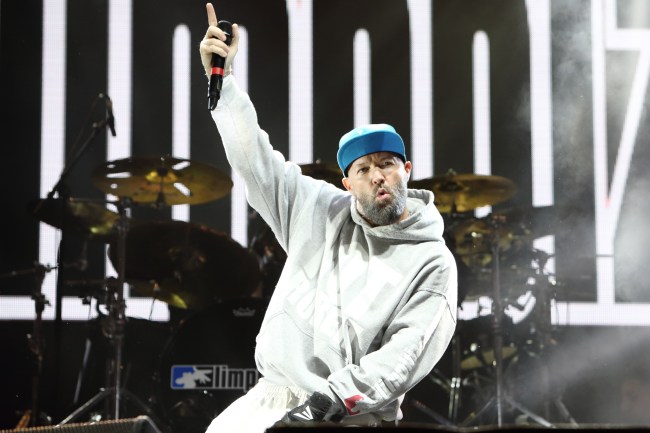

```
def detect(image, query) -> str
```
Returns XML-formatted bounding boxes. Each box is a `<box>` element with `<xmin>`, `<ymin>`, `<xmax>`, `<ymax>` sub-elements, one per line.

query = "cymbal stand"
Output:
<box><xmin>441</xmin><ymin>205</ymin><xmax>466</xmax><ymax>424</ymax></box>
<box><xmin>58</xmin><ymin>199</ymin><xmax>164</xmax><ymax>428</ymax></box>
<box><xmin>460</xmin><ymin>214</ymin><xmax>553</xmax><ymax>428</ymax></box>
<box><xmin>0</xmin><ymin>263</ymin><xmax>55</xmax><ymax>427</ymax></box>
<box><xmin>105</xmin><ymin>196</ymin><xmax>129</xmax><ymax>419</ymax></box>
<box><xmin>448</xmin><ymin>333</ymin><xmax>463</xmax><ymax>422</ymax></box>
<box><xmin>531</xmin><ymin>252</ymin><xmax>577</xmax><ymax>425</ymax></box>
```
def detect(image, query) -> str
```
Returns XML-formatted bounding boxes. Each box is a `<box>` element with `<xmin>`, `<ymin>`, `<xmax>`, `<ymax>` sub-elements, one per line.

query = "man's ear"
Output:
<box><xmin>342</xmin><ymin>177</ymin><xmax>352</xmax><ymax>191</ymax></box>
<box><xmin>404</xmin><ymin>161</ymin><xmax>412</xmax><ymax>180</ymax></box>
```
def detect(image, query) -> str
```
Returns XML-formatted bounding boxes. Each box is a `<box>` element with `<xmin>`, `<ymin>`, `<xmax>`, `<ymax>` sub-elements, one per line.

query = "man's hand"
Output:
<box><xmin>279</xmin><ymin>392</ymin><xmax>344</xmax><ymax>424</ymax></box>
<box><xmin>199</xmin><ymin>3</ymin><xmax>239</xmax><ymax>79</ymax></box>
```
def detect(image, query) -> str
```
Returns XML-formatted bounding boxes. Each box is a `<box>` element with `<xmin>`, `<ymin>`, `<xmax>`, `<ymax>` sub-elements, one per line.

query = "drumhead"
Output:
<box><xmin>156</xmin><ymin>298</ymin><xmax>267</xmax><ymax>433</ymax></box>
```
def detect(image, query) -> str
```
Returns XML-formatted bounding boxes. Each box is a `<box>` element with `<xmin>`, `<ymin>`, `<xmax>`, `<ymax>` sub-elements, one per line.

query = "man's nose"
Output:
<box><xmin>371</xmin><ymin>167</ymin><xmax>386</xmax><ymax>184</ymax></box>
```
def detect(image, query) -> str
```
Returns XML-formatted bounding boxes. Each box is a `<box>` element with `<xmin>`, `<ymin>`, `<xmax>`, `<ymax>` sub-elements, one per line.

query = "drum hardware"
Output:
<box><xmin>298</xmin><ymin>160</ymin><xmax>345</xmax><ymax>188</ymax></box>
<box><xmin>407</xmin><ymin>398</ymin><xmax>456</xmax><ymax>426</ymax></box>
<box><xmin>0</xmin><ymin>263</ymin><xmax>56</xmax><ymax>427</ymax></box>
<box><xmin>154</xmin><ymin>298</ymin><xmax>267</xmax><ymax>433</ymax></box>
<box><xmin>448</xmin><ymin>334</ymin><xmax>462</xmax><ymax>422</ymax></box>
<box><xmin>26</xmin><ymin>198</ymin><xmax>120</xmax><ymax>243</ymax></box>
<box><xmin>249</xmin><ymin>211</ymin><xmax>287</xmax><ymax>299</ymax></box>
<box><xmin>248</xmin><ymin>159</ymin><xmax>340</xmax><ymax>299</ymax></box>
<box><xmin>27</xmin><ymin>93</ymin><xmax>120</xmax><ymax>425</ymax></box>
<box><xmin>459</xmin><ymin>214</ymin><xmax>554</xmax><ymax>428</ymax></box>
<box><xmin>410</xmin><ymin>170</ymin><xmax>520</xmax><ymax>425</ymax></box>
<box><xmin>408</xmin><ymin>169</ymin><xmax>518</xmax><ymax>214</ymax></box>
<box><xmin>58</xmin><ymin>198</ymin><xmax>169</xmax><ymax>432</ymax></box>
<box><xmin>106</xmin><ymin>220</ymin><xmax>262</xmax><ymax>310</ymax></box>
<box><xmin>57</xmin><ymin>198</ymin><xmax>142</xmax><ymax>422</ymax></box>
<box><xmin>448</xmin><ymin>215</ymin><xmax>535</xmax><ymax>302</ymax></box>
<box><xmin>91</xmin><ymin>155</ymin><xmax>233</xmax><ymax>208</ymax></box>
<box><xmin>403</xmin><ymin>169</ymin><xmax>566</xmax><ymax>426</ymax></box>
<box><xmin>526</xmin><ymin>251</ymin><xmax>577</xmax><ymax>425</ymax></box>
<box><xmin>458</xmin><ymin>316</ymin><xmax>519</xmax><ymax>371</ymax></box>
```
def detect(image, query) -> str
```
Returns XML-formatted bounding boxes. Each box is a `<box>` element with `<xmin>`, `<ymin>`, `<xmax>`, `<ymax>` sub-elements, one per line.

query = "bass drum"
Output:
<box><xmin>156</xmin><ymin>298</ymin><xmax>267</xmax><ymax>433</ymax></box>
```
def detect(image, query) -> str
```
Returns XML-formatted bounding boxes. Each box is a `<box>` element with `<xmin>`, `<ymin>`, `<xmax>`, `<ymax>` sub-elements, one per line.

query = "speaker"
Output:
<box><xmin>0</xmin><ymin>416</ymin><xmax>162</xmax><ymax>433</ymax></box>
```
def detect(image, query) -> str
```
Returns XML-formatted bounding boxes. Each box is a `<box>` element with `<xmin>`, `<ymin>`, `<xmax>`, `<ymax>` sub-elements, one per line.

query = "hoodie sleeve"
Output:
<box><xmin>211</xmin><ymin>76</ymin><xmax>341</xmax><ymax>251</ymax></box>
<box><xmin>326</xmin><ymin>248</ymin><xmax>458</xmax><ymax>417</ymax></box>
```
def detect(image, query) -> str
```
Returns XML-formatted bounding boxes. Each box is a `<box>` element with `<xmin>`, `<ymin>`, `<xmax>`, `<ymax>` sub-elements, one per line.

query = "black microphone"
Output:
<box><xmin>100</xmin><ymin>93</ymin><xmax>116</xmax><ymax>136</ymax></box>
<box><xmin>208</xmin><ymin>20</ymin><xmax>232</xmax><ymax>111</ymax></box>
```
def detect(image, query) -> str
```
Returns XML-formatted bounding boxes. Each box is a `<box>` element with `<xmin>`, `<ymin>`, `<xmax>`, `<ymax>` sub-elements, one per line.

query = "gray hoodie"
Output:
<box><xmin>212</xmin><ymin>76</ymin><xmax>458</xmax><ymax>421</ymax></box>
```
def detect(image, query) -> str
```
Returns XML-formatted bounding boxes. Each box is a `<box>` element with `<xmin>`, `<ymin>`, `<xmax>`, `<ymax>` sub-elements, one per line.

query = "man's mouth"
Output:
<box><xmin>377</xmin><ymin>188</ymin><xmax>391</xmax><ymax>199</ymax></box>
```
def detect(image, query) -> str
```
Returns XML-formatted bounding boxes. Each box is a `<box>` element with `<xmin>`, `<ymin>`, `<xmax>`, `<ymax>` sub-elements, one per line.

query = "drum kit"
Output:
<box><xmin>18</xmin><ymin>140</ymin><xmax>569</xmax><ymax>430</ymax></box>
<box><xmin>22</xmin><ymin>152</ymin><xmax>267</xmax><ymax>431</ymax></box>
<box><xmin>405</xmin><ymin>169</ymin><xmax>574</xmax><ymax>427</ymax></box>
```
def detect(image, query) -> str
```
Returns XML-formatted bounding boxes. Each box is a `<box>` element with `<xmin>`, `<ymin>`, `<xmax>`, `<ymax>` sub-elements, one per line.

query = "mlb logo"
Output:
<box><xmin>171</xmin><ymin>365</ymin><xmax>213</xmax><ymax>389</ymax></box>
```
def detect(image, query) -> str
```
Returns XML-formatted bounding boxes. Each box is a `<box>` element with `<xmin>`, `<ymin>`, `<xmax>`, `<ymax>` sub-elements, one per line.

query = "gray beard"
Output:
<box><xmin>356</xmin><ymin>178</ymin><xmax>408</xmax><ymax>226</ymax></box>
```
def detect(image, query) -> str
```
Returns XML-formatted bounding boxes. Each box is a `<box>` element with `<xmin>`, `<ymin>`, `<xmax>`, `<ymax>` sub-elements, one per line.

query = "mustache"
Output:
<box><xmin>374</xmin><ymin>182</ymin><xmax>398</xmax><ymax>196</ymax></box>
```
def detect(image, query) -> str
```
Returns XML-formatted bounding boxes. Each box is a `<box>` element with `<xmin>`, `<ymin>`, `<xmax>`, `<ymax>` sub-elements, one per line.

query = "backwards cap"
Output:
<box><xmin>336</xmin><ymin>124</ymin><xmax>406</xmax><ymax>176</ymax></box>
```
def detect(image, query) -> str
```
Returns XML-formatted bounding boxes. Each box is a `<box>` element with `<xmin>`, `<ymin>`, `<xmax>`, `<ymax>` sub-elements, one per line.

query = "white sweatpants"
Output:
<box><xmin>204</xmin><ymin>378</ymin><xmax>383</xmax><ymax>433</ymax></box>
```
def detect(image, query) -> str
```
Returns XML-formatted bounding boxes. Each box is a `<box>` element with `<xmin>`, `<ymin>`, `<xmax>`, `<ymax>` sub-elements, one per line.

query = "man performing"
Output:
<box><xmin>199</xmin><ymin>3</ymin><xmax>457</xmax><ymax>431</ymax></box>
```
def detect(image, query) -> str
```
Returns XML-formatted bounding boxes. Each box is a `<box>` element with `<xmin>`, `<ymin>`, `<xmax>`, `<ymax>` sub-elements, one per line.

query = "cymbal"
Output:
<box><xmin>408</xmin><ymin>171</ymin><xmax>517</xmax><ymax>213</ymax></box>
<box><xmin>92</xmin><ymin>155</ymin><xmax>233</xmax><ymax>206</ymax></box>
<box><xmin>457</xmin><ymin>315</ymin><xmax>518</xmax><ymax>370</ymax></box>
<box><xmin>108</xmin><ymin>220</ymin><xmax>261</xmax><ymax>309</ymax></box>
<box><xmin>449</xmin><ymin>216</ymin><xmax>535</xmax><ymax>301</ymax></box>
<box><xmin>449</xmin><ymin>217</ymin><xmax>531</xmax><ymax>264</ymax></box>
<box><xmin>299</xmin><ymin>161</ymin><xmax>345</xmax><ymax>189</ymax></box>
<box><xmin>461</xmin><ymin>345</ymin><xmax>518</xmax><ymax>370</ymax></box>
<box><xmin>27</xmin><ymin>198</ymin><xmax>118</xmax><ymax>241</ymax></box>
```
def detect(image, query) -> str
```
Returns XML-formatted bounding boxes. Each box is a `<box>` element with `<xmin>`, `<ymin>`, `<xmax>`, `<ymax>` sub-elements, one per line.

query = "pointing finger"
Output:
<box><xmin>206</xmin><ymin>3</ymin><xmax>218</xmax><ymax>27</ymax></box>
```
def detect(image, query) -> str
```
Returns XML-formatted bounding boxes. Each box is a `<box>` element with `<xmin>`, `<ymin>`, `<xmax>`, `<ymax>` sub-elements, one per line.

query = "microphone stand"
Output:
<box><xmin>30</xmin><ymin>93</ymin><xmax>113</xmax><ymax>420</ymax></box>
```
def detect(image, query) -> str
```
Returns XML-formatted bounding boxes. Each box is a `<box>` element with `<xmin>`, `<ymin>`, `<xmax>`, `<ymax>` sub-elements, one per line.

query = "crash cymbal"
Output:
<box><xmin>27</xmin><ymin>198</ymin><xmax>118</xmax><ymax>241</ymax></box>
<box><xmin>299</xmin><ymin>161</ymin><xmax>344</xmax><ymax>188</ymax></box>
<box><xmin>108</xmin><ymin>220</ymin><xmax>261</xmax><ymax>309</ymax></box>
<box><xmin>92</xmin><ymin>155</ymin><xmax>233</xmax><ymax>206</ymax></box>
<box><xmin>408</xmin><ymin>170</ymin><xmax>517</xmax><ymax>213</ymax></box>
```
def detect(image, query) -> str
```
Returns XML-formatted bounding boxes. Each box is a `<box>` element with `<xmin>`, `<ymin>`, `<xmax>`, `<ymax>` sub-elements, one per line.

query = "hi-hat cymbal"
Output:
<box><xmin>108</xmin><ymin>220</ymin><xmax>261</xmax><ymax>309</ymax></box>
<box><xmin>409</xmin><ymin>170</ymin><xmax>517</xmax><ymax>213</ymax></box>
<box><xmin>448</xmin><ymin>216</ymin><xmax>535</xmax><ymax>300</ymax></box>
<box><xmin>448</xmin><ymin>217</ymin><xmax>532</xmax><ymax>264</ymax></box>
<box><xmin>299</xmin><ymin>161</ymin><xmax>344</xmax><ymax>188</ymax></box>
<box><xmin>92</xmin><ymin>155</ymin><xmax>233</xmax><ymax>207</ymax></box>
<box><xmin>27</xmin><ymin>198</ymin><xmax>118</xmax><ymax>241</ymax></box>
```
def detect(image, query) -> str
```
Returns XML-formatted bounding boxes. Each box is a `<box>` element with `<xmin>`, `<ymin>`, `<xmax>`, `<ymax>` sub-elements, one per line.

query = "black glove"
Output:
<box><xmin>280</xmin><ymin>392</ymin><xmax>343</xmax><ymax>423</ymax></box>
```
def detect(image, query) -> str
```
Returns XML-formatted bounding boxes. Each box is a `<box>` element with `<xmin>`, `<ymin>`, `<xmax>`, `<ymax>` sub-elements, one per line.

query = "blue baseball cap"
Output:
<box><xmin>337</xmin><ymin>124</ymin><xmax>406</xmax><ymax>176</ymax></box>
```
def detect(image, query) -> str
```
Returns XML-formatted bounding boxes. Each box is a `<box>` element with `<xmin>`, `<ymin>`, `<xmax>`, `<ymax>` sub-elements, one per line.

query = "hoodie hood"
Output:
<box><xmin>350</xmin><ymin>188</ymin><xmax>445</xmax><ymax>242</ymax></box>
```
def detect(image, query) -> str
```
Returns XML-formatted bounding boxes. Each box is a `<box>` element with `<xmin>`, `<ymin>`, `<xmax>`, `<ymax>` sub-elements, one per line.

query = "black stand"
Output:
<box><xmin>57</xmin><ymin>201</ymin><xmax>168</xmax><ymax>432</ymax></box>
<box><xmin>460</xmin><ymin>214</ymin><xmax>553</xmax><ymax>428</ymax></box>
<box><xmin>59</xmin><ymin>199</ymin><xmax>140</xmax><ymax>420</ymax></box>
<box><xmin>0</xmin><ymin>263</ymin><xmax>55</xmax><ymax>427</ymax></box>
<box><xmin>30</xmin><ymin>93</ymin><xmax>113</xmax><ymax>419</ymax></box>
<box><xmin>530</xmin><ymin>252</ymin><xmax>577</xmax><ymax>425</ymax></box>
<box><xmin>448</xmin><ymin>334</ymin><xmax>463</xmax><ymax>422</ymax></box>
